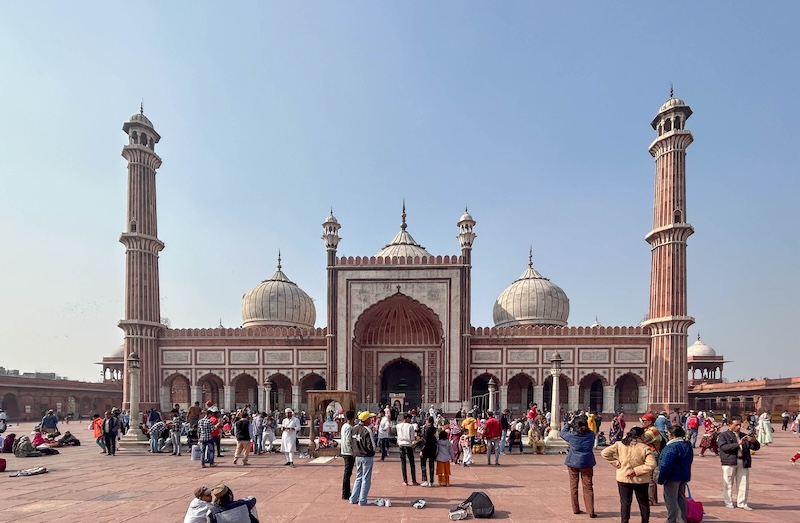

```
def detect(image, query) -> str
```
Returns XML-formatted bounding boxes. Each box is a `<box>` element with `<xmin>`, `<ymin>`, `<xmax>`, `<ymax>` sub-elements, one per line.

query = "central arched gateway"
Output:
<box><xmin>352</xmin><ymin>292</ymin><xmax>443</xmax><ymax>409</ymax></box>
<box><xmin>380</xmin><ymin>359</ymin><xmax>422</xmax><ymax>409</ymax></box>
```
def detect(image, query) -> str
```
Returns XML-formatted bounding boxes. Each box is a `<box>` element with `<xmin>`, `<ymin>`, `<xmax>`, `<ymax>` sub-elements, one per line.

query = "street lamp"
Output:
<box><xmin>488</xmin><ymin>377</ymin><xmax>497</xmax><ymax>413</ymax></box>
<box><xmin>545</xmin><ymin>352</ymin><xmax>568</xmax><ymax>452</ymax></box>
<box><xmin>121</xmin><ymin>352</ymin><xmax>147</xmax><ymax>442</ymax></box>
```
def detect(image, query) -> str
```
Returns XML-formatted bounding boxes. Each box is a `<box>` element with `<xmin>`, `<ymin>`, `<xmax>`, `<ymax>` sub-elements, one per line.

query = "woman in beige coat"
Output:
<box><xmin>601</xmin><ymin>427</ymin><xmax>657</xmax><ymax>523</ymax></box>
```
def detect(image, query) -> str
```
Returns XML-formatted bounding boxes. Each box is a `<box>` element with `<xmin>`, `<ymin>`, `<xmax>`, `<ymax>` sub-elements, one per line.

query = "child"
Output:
<box><xmin>436</xmin><ymin>430</ymin><xmax>454</xmax><ymax>486</ymax></box>
<box><xmin>460</xmin><ymin>433</ymin><xmax>473</xmax><ymax>466</ymax></box>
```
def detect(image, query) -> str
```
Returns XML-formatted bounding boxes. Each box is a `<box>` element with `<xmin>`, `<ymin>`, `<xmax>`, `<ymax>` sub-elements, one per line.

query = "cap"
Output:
<box><xmin>194</xmin><ymin>486</ymin><xmax>211</xmax><ymax>498</ymax></box>
<box><xmin>640</xmin><ymin>413</ymin><xmax>656</xmax><ymax>422</ymax></box>
<box><xmin>285</xmin><ymin>408</ymin><xmax>293</xmax><ymax>414</ymax></box>
<box><xmin>358</xmin><ymin>412</ymin><xmax>377</xmax><ymax>422</ymax></box>
<box><xmin>211</xmin><ymin>484</ymin><xmax>231</xmax><ymax>499</ymax></box>
<box><xmin>205</xmin><ymin>401</ymin><xmax>213</xmax><ymax>406</ymax></box>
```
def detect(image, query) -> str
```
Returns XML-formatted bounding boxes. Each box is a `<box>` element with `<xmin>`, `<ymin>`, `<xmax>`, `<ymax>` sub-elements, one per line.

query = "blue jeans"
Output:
<box><xmin>149</xmin><ymin>435</ymin><xmax>160</xmax><ymax>453</ymax></box>
<box><xmin>201</xmin><ymin>440</ymin><xmax>215</xmax><ymax>465</ymax></box>
<box><xmin>349</xmin><ymin>456</ymin><xmax>374</xmax><ymax>505</ymax></box>
<box><xmin>688</xmin><ymin>428</ymin><xmax>698</xmax><ymax>447</ymax></box>
<box><xmin>499</xmin><ymin>430</ymin><xmax>508</xmax><ymax>454</ymax></box>
<box><xmin>254</xmin><ymin>433</ymin><xmax>263</xmax><ymax>453</ymax></box>
<box><xmin>487</xmin><ymin>437</ymin><xmax>501</xmax><ymax>464</ymax></box>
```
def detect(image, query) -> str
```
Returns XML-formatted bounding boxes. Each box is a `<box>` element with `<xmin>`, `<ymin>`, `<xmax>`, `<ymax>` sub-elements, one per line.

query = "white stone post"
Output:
<box><xmin>292</xmin><ymin>385</ymin><xmax>301</xmax><ymax>413</ymax></box>
<box><xmin>121</xmin><ymin>353</ymin><xmax>147</xmax><ymax>442</ymax></box>
<box><xmin>568</xmin><ymin>385</ymin><xmax>580</xmax><ymax>412</ymax></box>
<box><xmin>223</xmin><ymin>386</ymin><xmax>233</xmax><ymax>411</ymax></box>
<box><xmin>190</xmin><ymin>385</ymin><xmax>200</xmax><ymax>405</ymax></box>
<box><xmin>602</xmin><ymin>385</ymin><xmax>615</xmax><ymax>414</ymax></box>
<box><xmin>533</xmin><ymin>385</ymin><xmax>544</xmax><ymax>409</ymax></box>
<box><xmin>264</xmin><ymin>382</ymin><xmax>273</xmax><ymax>413</ymax></box>
<box><xmin>488</xmin><ymin>378</ymin><xmax>497</xmax><ymax>413</ymax></box>
<box><xmin>638</xmin><ymin>386</ymin><xmax>649</xmax><ymax>414</ymax></box>
<box><xmin>499</xmin><ymin>385</ymin><xmax>508</xmax><ymax>412</ymax></box>
<box><xmin>161</xmin><ymin>385</ymin><xmax>170</xmax><ymax>411</ymax></box>
<box><xmin>545</xmin><ymin>353</ymin><xmax>569</xmax><ymax>453</ymax></box>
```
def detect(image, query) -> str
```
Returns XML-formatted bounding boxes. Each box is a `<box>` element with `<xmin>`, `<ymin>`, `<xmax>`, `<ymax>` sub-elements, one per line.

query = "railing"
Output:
<box><xmin>470</xmin><ymin>392</ymin><xmax>489</xmax><ymax>414</ymax></box>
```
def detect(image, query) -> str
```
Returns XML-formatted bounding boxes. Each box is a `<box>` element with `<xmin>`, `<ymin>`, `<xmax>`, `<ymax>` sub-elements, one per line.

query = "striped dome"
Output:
<box><xmin>241</xmin><ymin>255</ymin><xmax>316</xmax><ymax>329</ymax></box>
<box><xmin>493</xmin><ymin>251</ymin><xmax>570</xmax><ymax>327</ymax></box>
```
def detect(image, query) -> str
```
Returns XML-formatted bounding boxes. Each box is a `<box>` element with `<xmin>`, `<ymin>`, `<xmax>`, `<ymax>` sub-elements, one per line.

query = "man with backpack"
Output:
<box><xmin>686</xmin><ymin>411</ymin><xmax>700</xmax><ymax>448</ymax></box>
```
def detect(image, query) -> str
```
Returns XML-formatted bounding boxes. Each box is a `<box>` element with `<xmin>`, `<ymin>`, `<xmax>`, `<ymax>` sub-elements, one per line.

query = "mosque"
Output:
<box><xmin>104</xmin><ymin>94</ymin><xmax>716</xmax><ymax>416</ymax></box>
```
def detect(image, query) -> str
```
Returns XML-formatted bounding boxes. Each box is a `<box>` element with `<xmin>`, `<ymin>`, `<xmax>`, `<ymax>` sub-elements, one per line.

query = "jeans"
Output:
<box><xmin>618</xmin><ymin>482</ymin><xmax>650</xmax><ymax>523</ymax></box>
<box><xmin>254</xmin><ymin>432</ymin><xmax>263</xmax><ymax>453</ymax></box>
<box><xmin>662</xmin><ymin>481</ymin><xmax>688</xmax><ymax>523</ymax></box>
<box><xmin>201</xmin><ymin>439</ymin><xmax>215</xmax><ymax>465</ymax></box>
<box><xmin>722</xmin><ymin>462</ymin><xmax>750</xmax><ymax>507</ymax></box>
<box><xmin>149</xmin><ymin>435</ymin><xmax>160</xmax><ymax>453</ymax></box>
<box><xmin>688</xmin><ymin>428</ymin><xmax>698</xmax><ymax>447</ymax></box>
<box><xmin>213</xmin><ymin>435</ymin><xmax>223</xmax><ymax>456</ymax></box>
<box><xmin>349</xmin><ymin>456</ymin><xmax>374</xmax><ymax>505</ymax></box>
<box><xmin>420</xmin><ymin>454</ymin><xmax>435</xmax><ymax>484</ymax></box>
<box><xmin>399</xmin><ymin>446</ymin><xmax>417</xmax><ymax>484</ymax></box>
<box><xmin>486</xmin><ymin>437</ymin><xmax>500</xmax><ymax>464</ymax></box>
<box><xmin>568</xmin><ymin>466</ymin><xmax>595</xmax><ymax>514</ymax></box>
<box><xmin>96</xmin><ymin>436</ymin><xmax>106</xmax><ymax>451</ymax></box>
<box><xmin>499</xmin><ymin>430</ymin><xmax>508</xmax><ymax>454</ymax></box>
<box><xmin>342</xmin><ymin>454</ymin><xmax>355</xmax><ymax>499</ymax></box>
<box><xmin>170</xmin><ymin>431</ymin><xmax>181</xmax><ymax>455</ymax></box>
<box><xmin>378</xmin><ymin>437</ymin><xmax>389</xmax><ymax>460</ymax></box>
<box><xmin>103</xmin><ymin>433</ymin><xmax>116</xmax><ymax>455</ymax></box>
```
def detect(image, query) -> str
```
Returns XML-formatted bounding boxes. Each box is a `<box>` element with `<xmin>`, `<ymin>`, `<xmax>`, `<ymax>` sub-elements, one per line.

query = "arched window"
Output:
<box><xmin>131</xmin><ymin>131</ymin><xmax>138</xmax><ymax>144</ymax></box>
<box><xmin>673</xmin><ymin>210</ymin><xmax>682</xmax><ymax>223</ymax></box>
<box><xmin>674</xmin><ymin>116</ymin><xmax>681</xmax><ymax>130</ymax></box>
<box><xmin>130</xmin><ymin>220</ymin><xmax>137</xmax><ymax>232</ymax></box>
<box><xmin>664</xmin><ymin>118</ymin><xmax>672</xmax><ymax>132</ymax></box>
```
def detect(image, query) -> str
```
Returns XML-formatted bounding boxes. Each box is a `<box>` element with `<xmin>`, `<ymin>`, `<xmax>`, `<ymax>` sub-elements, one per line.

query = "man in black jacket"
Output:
<box><xmin>349</xmin><ymin>412</ymin><xmax>376</xmax><ymax>506</ymax></box>
<box><xmin>717</xmin><ymin>416</ymin><xmax>760</xmax><ymax>511</ymax></box>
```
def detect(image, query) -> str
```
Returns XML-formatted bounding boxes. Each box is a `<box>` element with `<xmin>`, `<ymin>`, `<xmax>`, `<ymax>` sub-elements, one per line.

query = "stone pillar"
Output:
<box><xmin>264</xmin><ymin>383</ymin><xmax>273</xmax><ymax>413</ymax></box>
<box><xmin>161</xmin><ymin>385</ymin><xmax>170</xmax><ymax>411</ymax></box>
<box><xmin>121</xmin><ymin>362</ymin><xmax>147</xmax><ymax>442</ymax></box>
<box><xmin>499</xmin><ymin>385</ymin><xmax>508</xmax><ymax>412</ymax></box>
<box><xmin>602</xmin><ymin>385</ymin><xmax>615</xmax><ymax>414</ymax></box>
<box><xmin>533</xmin><ymin>386</ymin><xmax>544</xmax><ymax>409</ymax></box>
<box><xmin>568</xmin><ymin>385</ymin><xmax>579</xmax><ymax>412</ymax></box>
<box><xmin>292</xmin><ymin>385</ymin><xmax>301</xmax><ymax>413</ymax></box>
<box><xmin>223</xmin><ymin>386</ymin><xmax>233</xmax><ymax>411</ymax></box>
<box><xmin>488</xmin><ymin>378</ymin><xmax>497</xmax><ymax>413</ymax></box>
<box><xmin>638</xmin><ymin>386</ymin><xmax>649</xmax><ymax>413</ymax></box>
<box><xmin>190</xmin><ymin>386</ymin><xmax>200</xmax><ymax>405</ymax></box>
<box><xmin>257</xmin><ymin>387</ymin><xmax>265</xmax><ymax>412</ymax></box>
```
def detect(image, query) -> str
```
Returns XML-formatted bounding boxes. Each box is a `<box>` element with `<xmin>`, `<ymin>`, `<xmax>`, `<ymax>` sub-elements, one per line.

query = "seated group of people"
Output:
<box><xmin>2</xmin><ymin>430</ymin><xmax>81</xmax><ymax>458</ymax></box>
<box><xmin>184</xmin><ymin>484</ymin><xmax>258</xmax><ymax>523</ymax></box>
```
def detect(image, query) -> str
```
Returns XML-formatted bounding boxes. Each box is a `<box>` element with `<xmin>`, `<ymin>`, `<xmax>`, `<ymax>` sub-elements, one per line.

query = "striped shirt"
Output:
<box><xmin>198</xmin><ymin>418</ymin><xmax>213</xmax><ymax>442</ymax></box>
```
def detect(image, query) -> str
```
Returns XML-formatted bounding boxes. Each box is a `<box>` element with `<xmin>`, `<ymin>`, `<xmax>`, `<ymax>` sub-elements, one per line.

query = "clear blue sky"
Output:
<box><xmin>1</xmin><ymin>3</ymin><xmax>798</xmax><ymax>382</ymax></box>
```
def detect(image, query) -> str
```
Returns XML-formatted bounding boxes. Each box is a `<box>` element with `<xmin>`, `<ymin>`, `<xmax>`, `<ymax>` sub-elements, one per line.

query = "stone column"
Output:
<box><xmin>638</xmin><ymin>386</ymin><xmax>649</xmax><ymax>413</ymax></box>
<box><xmin>499</xmin><ymin>385</ymin><xmax>508</xmax><ymax>412</ymax></box>
<box><xmin>488</xmin><ymin>378</ymin><xmax>497</xmax><ymax>413</ymax></box>
<box><xmin>257</xmin><ymin>387</ymin><xmax>265</xmax><ymax>412</ymax></box>
<box><xmin>292</xmin><ymin>385</ymin><xmax>301</xmax><ymax>413</ymax></box>
<box><xmin>264</xmin><ymin>383</ymin><xmax>273</xmax><ymax>413</ymax></box>
<box><xmin>223</xmin><ymin>386</ymin><xmax>233</xmax><ymax>411</ymax></box>
<box><xmin>190</xmin><ymin>386</ymin><xmax>200</xmax><ymax>405</ymax></box>
<box><xmin>602</xmin><ymin>385</ymin><xmax>615</xmax><ymax>414</ymax></box>
<box><xmin>161</xmin><ymin>385</ymin><xmax>170</xmax><ymax>411</ymax></box>
<box><xmin>121</xmin><ymin>362</ymin><xmax>147</xmax><ymax>442</ymax></box>
<box><xmin>568</xmin><ymin>385</ymin><xmax>579</xmax><ymax>411</ymax></box>
<box><xmin>533</xmin><ymin>386</ymin><xmax>544</xmax><ymax>409</ymax></box>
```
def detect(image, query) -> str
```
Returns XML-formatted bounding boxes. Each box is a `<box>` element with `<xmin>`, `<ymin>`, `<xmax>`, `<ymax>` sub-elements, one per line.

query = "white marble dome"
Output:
<box><xmin>493</xmin><ymin>253</ymin><xmax>570</xmax><ymax>327</ymax></box>
<box><xmin>375</xmin><ymin>205</ymin><xmax>432</xmax><ymax>258</ymax></box>
<box><xmin>241</xmin><ymin>256</ymin><xmax>316</xmax><ymax>329</ymax></box>
<box><xmin>687</xmin><ymin>335</ymin><xmax>716</xmax><ymax>357</ymax></box>
<box><xmin>659</xmin><ymin>96</ymin><xmax>687</xmax><ymax>113</ymax></box>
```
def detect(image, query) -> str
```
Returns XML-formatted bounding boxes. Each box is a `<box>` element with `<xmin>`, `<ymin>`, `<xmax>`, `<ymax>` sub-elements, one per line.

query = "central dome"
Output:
<box><xmin>493</xmin><ymin>250</ymin><xmax>570</xmax><ymax>327</ymax></box>
<box><xmin>241</xmin><ymin>254</ymin><xmax>316</xmax><ymax>329</ymax></box>
<box><xmin>375</xmin><ymin>204</ymin><xmax>432</xmax><ymax>258</ymax></box>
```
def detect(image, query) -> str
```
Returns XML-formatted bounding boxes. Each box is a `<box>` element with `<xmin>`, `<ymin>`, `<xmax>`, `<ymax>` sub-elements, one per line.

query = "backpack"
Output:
<box><xmin>459</xmin><ymin>491</ymin><xmax>495</xmax><ymax>518</ymax></box>
<box><xmin>0</xmin><ymin>458</ymin><xmax>6</xmax><ymax>472</ymax></box>
<box><xmin>687</xmin><ymin>416</ymin><xmax>699</xmax><ymax>429</ymax></box>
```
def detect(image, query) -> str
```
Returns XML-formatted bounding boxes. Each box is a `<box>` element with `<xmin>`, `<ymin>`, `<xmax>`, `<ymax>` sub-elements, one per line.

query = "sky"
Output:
<box><xmin>1</xmin><ymin>3</ymin><xmax>798</xmax><ymax>383</ymax></box>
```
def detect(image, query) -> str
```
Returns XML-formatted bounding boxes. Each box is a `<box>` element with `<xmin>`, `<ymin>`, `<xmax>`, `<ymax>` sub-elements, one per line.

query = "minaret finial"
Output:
<box><xmin>465</xmin><ymin>205</ymin><xmax>469</xmax><ymax>213</ymax></box>
<box><xmin>669</xmin><ymin>82</ymin><xmax>674</xmax><ymax>99</ymax></box>
<box><xmin>140</xmin><ymin>99</ymin><xmax>144</xmax><ymax>115</ymax></box>
<box><xmin>401</xmin><ymin>200</ymin><xmax>407</xmax><ymax>231</ymax></box>
<box><xmin>277</xmin><ymin>250</ymin><xmax>282</xmax><ymax>270</ymax></box>
<box><xmin>528</xmin><ymin>246</ymin><xmax>533</xmax><ymax>269</ymax></box>
<box><xmin>697</xmin><ymin>332</ymin><xmax>701</xmax><ymax>340</ymax></box>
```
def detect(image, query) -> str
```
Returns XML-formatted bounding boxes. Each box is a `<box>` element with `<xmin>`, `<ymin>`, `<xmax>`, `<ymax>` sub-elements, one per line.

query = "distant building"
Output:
<box><xmin>106</xmin><ymin>96</ymin><xmax>701</xmax><ymax>415</ymax></box>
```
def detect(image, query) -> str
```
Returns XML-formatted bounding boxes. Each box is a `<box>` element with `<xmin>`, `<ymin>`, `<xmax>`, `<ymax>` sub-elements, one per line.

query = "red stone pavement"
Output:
<box><xmin>0</xmin><ymin>422</ymin><xmax>797</xmax><ymax>522</ymax></box>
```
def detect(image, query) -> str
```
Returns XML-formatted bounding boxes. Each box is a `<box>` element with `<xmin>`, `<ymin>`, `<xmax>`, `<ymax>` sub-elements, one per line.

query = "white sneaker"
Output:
<box><xmin>420</xmin><ymin>481</ymin><xmax>429</xmax><ymax>487</ymax></box>
<box><xmin>376</xmin><ymin>499</ymin><xmax>386</xmax><ymax>507</ymax></box>
<box><xmin>724</xmin><ymin>503</ymin><xmax>734</xmax><ymax>509</ymax></box>
<box><xmin>739</xmin><ymin>505</ymin><xmax>754</xmax><ymax>511</ymax></box>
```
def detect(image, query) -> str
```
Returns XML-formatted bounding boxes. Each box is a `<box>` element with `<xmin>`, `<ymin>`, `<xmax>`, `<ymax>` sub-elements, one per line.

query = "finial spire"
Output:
<box><xmin>528</xmin><ymin>246</ymin><xmax>533</xmax><ymax>269</ymax></box>
<box><xmin>697</xmin><ymin>332</ymin><xmax>701</xmax><ymax>340</ymax></box>
<box><xmin>277</xmin><ymin>250</ymin><xmax>282</xmax><ymax>270</ymax></box>
<box><xmin>140</xmin><ymin>99</ymin><xmax>144</xmax><ymax>115</ymax></box>
<box><xmin>401</xmin><ymin>200</ymin><xmax>407</xmax><ymax>231</ymax></box>
<box><xmin>669</xmin><ymin>82</ymin><xmax>674</xmax><ymax>99</ymax></box>
<box><xmin>465</xmin><ymin>205</ymin><xmax>469</xmax><ymax>213</ymax></box>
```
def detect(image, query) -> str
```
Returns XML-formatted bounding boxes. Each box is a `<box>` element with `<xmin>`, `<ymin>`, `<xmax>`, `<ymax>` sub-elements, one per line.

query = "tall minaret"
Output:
<box><xmin>322</xmin><ymin>210</ymin><xmax>341</xmax><ymax>389</ymax></box>
<box><xmin>457</xmin><ymin>208</ymin><xmax>476</xmax><ymax>404</ymax></box>
<box><xmin>643</xmin><ymin>92</ymin><xmax>695</xmax><ymax>412</ymax></box>
<box><xmin>119</xmin><ymin>108</ymin><xmax>164</xmax><ymax>413</ymax></box>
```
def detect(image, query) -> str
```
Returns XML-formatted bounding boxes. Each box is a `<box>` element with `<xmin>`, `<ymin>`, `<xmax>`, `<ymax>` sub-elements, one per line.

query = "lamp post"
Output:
<box><xmin>488</xmin><ymin>378</ymin><xmax>497</xmax><ymax>413</ymax></box>
<box><xmin>545</xmin><ymin>351</ymin><xmax>568</xmax><ymax>453</ymax></box>
<box><xmin>121</xmin><ymin>352</ymin><xmax>147</xmax><ymax>442</ymax></box>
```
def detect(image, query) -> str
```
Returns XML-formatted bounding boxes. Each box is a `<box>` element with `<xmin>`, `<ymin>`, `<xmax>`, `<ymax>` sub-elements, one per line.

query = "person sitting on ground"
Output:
<box><xmin>183</xmin><ymin>485</ymin><xmax>214</xmax><ymax>523</ymax></box>
<box><xmin>528</xmin><ymin>425</ymin><xmax>546</xmax><ymax>454</ymax></box>
<box><xmin>207</xmin><ymin>484</ymin><xmax>258</xmax><ymax>523</ymax></box>
<box><xmin>31</xmin><ymin>430</ymin><xmax>46</xmax><ymax>447</ymax></box>
<box><xmin>596</xmin><ymin>432</ymin><xmax>608</xmax><ymax>447</ymax></box>
<box><xmin>3</xmin><ymin>433</ymin><xmax>17</xmax><ymax>453</ymax></box>
<box><xmin>57</xmin><ymin>431</ymin><xmax>81</xmax><ymax>447</ymax></box>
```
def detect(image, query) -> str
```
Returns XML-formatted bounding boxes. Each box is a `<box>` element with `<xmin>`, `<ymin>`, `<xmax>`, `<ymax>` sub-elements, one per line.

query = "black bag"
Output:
<box><xmin>459</xmin><ymin>491</ymin><xmax>495</xmax><ymax>518</ymax></box>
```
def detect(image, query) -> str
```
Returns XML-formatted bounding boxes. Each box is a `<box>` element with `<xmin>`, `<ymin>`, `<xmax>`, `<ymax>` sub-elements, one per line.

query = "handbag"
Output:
<box><xmin>686</xmin><ymin>485</ymin><xmax>703</xmax><ymax>523</ymax></box>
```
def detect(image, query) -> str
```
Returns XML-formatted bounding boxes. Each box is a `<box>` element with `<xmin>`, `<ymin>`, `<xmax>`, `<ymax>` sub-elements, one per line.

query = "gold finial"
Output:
<box><xmin>401</xmin><ymin>200</ymin><xmax>407</xmax><ymax>231</ymax></box>
<box><xmin>277</xmin><ymin>250</ymin><xmax>282</xmax><ymax>270</ymax></box>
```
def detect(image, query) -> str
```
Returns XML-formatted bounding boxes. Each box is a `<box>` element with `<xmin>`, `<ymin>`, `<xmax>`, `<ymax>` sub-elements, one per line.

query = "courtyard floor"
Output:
<box><xmin>0</xmin><ymin>422</ymin><xmax>797</xmax><ymax>522</ymax></box>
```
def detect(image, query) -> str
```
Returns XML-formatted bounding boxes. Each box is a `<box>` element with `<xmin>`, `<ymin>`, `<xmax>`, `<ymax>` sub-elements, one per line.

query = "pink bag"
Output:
<box><xmin>686</xmin><ymin>485</ymin><xmax>703</xmax><ymax>523</ymax></box>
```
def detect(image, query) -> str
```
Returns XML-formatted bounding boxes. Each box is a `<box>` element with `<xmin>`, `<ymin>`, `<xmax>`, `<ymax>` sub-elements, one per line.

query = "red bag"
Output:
<box><xmin>686</xmin><ymin>485</ymin><xmax>703</xmax><ymax>523</ymax></box>
<box><xmin>0</xmin><ymin>458</ymin><xmax>6</xmax><ymax>472</ymax></box>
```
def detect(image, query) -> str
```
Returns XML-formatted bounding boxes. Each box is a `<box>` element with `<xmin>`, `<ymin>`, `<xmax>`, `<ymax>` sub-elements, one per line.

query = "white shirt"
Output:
<box><xmin>396</xmin><ymin>421</ymin><xmax>415</xmax><ymax>446</ymax></box>
<box><xmin>183</xmin><ymin>498</ymin><xmax>213</xmax><ymax>523</ymax></box>
<box><xmin>378</xmin><ymin>416</ymin><xmax>390</xmax><ymax>438</ymax></box>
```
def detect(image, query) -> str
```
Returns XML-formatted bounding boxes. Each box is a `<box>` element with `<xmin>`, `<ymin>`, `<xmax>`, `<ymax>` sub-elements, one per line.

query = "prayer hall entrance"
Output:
<box><xmin>380</xmin><ymin>359</ymin><xmax>422</xmax><ymax>411</ymax></box>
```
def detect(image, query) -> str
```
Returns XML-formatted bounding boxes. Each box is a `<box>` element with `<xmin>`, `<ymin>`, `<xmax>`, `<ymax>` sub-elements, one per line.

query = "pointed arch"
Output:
<box><xmin>354</xmin><ymin>293</ymin><xmax>443</xmax><ymax>346</ymax></box>
<box><xmin>507</xmin><ymin>372</ymin><xmax>535</xmax><ymax>414</ymax></box>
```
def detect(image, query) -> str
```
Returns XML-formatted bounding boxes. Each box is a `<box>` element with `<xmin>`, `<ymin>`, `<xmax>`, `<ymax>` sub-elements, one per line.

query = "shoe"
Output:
<box><xmin>412</xmin><ymin>482</ymin><xmax>420</xmax><ymax>486</ymax></box>
<box><xmin>403</xmin><ymin>482</ymin><xmax>409</xmax><ymax>486</ymax></box>
<box><xmin>739</xmin><ymin>505</ymin><xmax>754</xmax><ymax>511</ymax></box>
<box><xmin>233</xmin><ymin>458</ymin><xmax>238</xmax><ymax>464</ymax></box>
<box><xmin>589</xmin><ymin>514</ymin><xmax>597</xmax><ymax>518</ymax></box>
<box><xmin>243</xmin><ymin>462</ymin><xmax>251</xmax><ymax>466</ymax></box>
<box><xmin>495</xmin><ymin>462</ymin><xmax>500</xmax><ymax>465</ymax></box>
<box><xmin>724</xmin><ymin>503</ymin><xmax>734</xmax><ymax>509</ymax></box>
<box><xmin>376</xmin><ymin>499</ymin><xmax>386</xmax><ymax>507</ymax></box>
<box><xmin>209</xmin><ymin>463</ymin><xmax>218</xmax><ymax>467</ymax></box>
<box><xmin>574</xmin><ymin>510</ymin><xmax>584</xmax><ymax>515</ymax></box>
<box><xmin>285</xmin><ymin>461</ymin><xmax>291</xmax><ymax>466</ymax></box>
<box><xmin>420</xmin><ymin>481</ymin><xmax>429</xmax><ymax>487</ymax></box>
<box><xmin>202</xmin><ymin>464</ymin><xmax>208</xmax><ymax>468</ymax></box>
<box><xmin>290</xmin><ymin>463</ymin><xmax>295</xmax><ymax>468</ymax></box>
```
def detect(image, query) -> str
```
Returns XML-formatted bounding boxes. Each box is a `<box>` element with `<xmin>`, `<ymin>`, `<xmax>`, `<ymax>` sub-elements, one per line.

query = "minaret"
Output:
<box><xmin>457</xmin><ymin>208</ymin><xmax>476</xmax><ymax>404</ymax></box>
<box><xmin>322</xmin><ymin>210</ymin><xmax>341</xmax><ymax>389</ymax></box>
<box><xmin>119</xmin><ymin>108</ymin><xmax>164</xmax><ymax>414</ymax></box>
<box><xmin>643</xmin><ymin>92</ymin><xmax>695</xmax><ymax>412</ymax></box>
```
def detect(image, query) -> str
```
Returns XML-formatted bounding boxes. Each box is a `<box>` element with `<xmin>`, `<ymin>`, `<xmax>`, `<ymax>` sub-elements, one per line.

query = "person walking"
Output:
<box><xmin>561</xmin><ymin>418</ymin><xmax>597</xmax><ymax>517</ymax></box>
<box><xmin>92</xmin><ymin>413</ymin><xmax>106</xmax><ymax>453</ymax></box>
<box><xmin>483</xmin><ymin>411</ymin><xmax>502</xmax><ymax>465</ymax></box>
<box><xmin>602</xmin><ymin>427</ymin><xmax>657</xmax><ymax>523</ymax></box>
<box><xmin>340</xmin><ymin>410</ymin><xmax>356</xmax><ymax>500</ymax></box>
<box><xmin>657</xmin><ymin>426</ymin><xmax>693</xmax><ymax>523</ymax></box>
<box><xmin>281</xmin><ymin>408</ymin><xmax>301</xmax><ymax>467</ymax></box>
<box><xmin>717</xmin><ymin>416</ymin><xmax>760</xmax><ymax>510</ymax></box>
<box><xmin>169</xmin><ymin>410</ymin><xmax>183</xmax><ymax>456</ymax></box>
<box><xmin>757</xmin><ymin>411</ymin><xmax>773</xmax><ymax>446</ymax></box>
<box><xmin>396</xmin><ymin>413</ymin><xmax>419</xmax><ymax>486</ymax></box>
<box><xmin>232</xmin><ymin>412</ymin><xmax>251</xmax><ymax>466</ymax></box>
<box><xmin>419</xmin><ymin>417</ymin><xmax>437</xmax><ymax>486</ymax></box>
<box><xmin>349</xmin><ymin>411</ymin><xmax>376</xmax><ymax>505</ymax></box>
<box><xmin>101</xmin><ymin>410</ymin><xmax>120</xmax><ymax>456</ymax></box>
<box><xmin>685</xmin><ymin>411</ymin><xmax>699</xmax><ymax>448</ymax></box>
<box><xmin>781</xmin><ymin>411</ymin><xmax>790</xmax><ymax>431</ymax></box>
